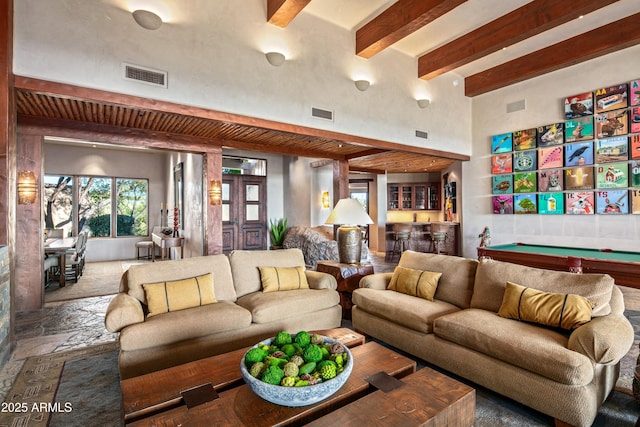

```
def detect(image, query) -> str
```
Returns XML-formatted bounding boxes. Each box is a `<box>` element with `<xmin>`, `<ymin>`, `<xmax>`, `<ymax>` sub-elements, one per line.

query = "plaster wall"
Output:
<box><xmin>464</xmin><ymin>44</ymin><xmax>640</xmax><ymax>258</ymax></box>
<box><xmin>43</xmin><ymin>143</ymin><xmax>167</xmax><ymax>261</ymax></box>
<box><xmin>13</xmin><ymin>0</ymin><xmax>471</xmax><ymax>156</ymax></box>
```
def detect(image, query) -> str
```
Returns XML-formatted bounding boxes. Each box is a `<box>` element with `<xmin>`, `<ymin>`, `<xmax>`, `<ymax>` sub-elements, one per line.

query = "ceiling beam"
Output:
<box><xmin>465</xmin><ymin>12</ymin><xmax>640</xmax><ymax>97</ymax></box>
<box><xmin>267</xmin><ymin>0</ymin><xmax>312</xmax><ymax>28</ymax></box>
<box><xmin>356</xmin><ymin>0</ymin><xmax>467</xmax><ymax>59</ymax></box>
<box><xmin>418</xmin><ymin>0</ymin><xmax>619</xmax><ymax>80</ymax></box>
<box><xmin>345</xmin><ymin>148</ymin><xmax>388</xmax><ymax>160</ymax></box>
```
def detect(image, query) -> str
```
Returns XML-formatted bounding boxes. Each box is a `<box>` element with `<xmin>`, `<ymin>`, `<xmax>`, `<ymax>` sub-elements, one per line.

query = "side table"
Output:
<box><xmin>316</xmin><ymin>260</ymin><xmax>374</xmax><ymax>319</ymax></box>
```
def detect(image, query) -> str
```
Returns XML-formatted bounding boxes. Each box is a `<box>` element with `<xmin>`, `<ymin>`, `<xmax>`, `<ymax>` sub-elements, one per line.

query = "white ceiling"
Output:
<box><xmin>303</xmin><ymin>0</ymin><xmax>639</xmax><ymax>78</ymax></box>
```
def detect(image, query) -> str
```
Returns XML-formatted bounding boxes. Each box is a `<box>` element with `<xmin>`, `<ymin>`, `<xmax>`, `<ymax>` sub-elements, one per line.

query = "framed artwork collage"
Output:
<box><xmin>491</xmin><ymin>78</ymin><xmax>640</xmax><ymax>215</ymax></box>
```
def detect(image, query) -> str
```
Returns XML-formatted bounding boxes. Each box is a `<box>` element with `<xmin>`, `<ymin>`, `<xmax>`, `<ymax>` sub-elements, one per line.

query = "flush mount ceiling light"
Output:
<box><xmin>354</xmin><ymin>80</ymin><xmax>370</xmax><ymax>91</ymax></box>
<box><xmin>132</xmin><ymin>9</ymin><xmax>163</xmax><ymax>30</ymax></box>
<box><xmin>417</xmin><ymin>99</ymin><xmax>430</xmax><ymax>109</ymax></box>
<box><xmin>265</xmin><ymin>52</ymin><xmax>286</xmax><ymax>66</ymax></box>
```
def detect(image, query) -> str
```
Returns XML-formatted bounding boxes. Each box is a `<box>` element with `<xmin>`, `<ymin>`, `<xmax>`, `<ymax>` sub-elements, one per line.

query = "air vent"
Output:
<box><xmin>311</xmin><ymin>107</ymin><xmax>334</xmax><ymax>121</ymax></box>
<box><xmin>122</xmin><ymin>63</ymin><xmax>168</xmax><ymax>88</ymax></box>
<box><xmin>506</xmin><ymin>99</ymin><xmax>526</xmax><ymax>113</ymax></box>
<box><xmin>415</xmin><ymin>130</ymin><xmax>429</xmax><ymax>139</ymax></box>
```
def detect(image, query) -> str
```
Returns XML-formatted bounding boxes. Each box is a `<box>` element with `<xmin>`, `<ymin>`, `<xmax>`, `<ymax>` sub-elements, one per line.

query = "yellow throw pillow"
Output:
<box><xmin>498</xmin><ymin>281</ymin><xmax>594</xmax><ymax>330</ymax></box>
<box><xmin>143</xmin><ymin>273</ymin><xmax>216</xmax><ymax>317</ymax></box>
<box><xmin>259</xmin><ymin>266</ymin><xmax>309</xmax><ymax>292</ymax></box>
<box><xmin>388</xmin><ymin>266</ymin><xmax>442</xmax><ymax>301</ymax></box>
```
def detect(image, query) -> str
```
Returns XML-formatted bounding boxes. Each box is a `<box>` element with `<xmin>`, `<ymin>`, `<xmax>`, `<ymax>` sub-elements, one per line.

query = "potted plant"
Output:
<box><xmin>269</xmin><ymin>218</ymin><xmax>288</xmax><ymax>249</ymax></box>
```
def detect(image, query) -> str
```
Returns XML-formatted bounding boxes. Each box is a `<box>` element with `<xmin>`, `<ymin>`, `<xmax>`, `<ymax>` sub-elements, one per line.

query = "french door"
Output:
<box><xmin>221</xmin><ymin>175</ymin><xmax>267</xmax><ymax>253</ymax></box>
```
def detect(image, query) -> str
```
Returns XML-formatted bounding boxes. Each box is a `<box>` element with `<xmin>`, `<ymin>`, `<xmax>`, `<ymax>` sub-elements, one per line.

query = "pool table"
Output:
<box><xmin>477</xmin><ymin>243</ymin><xmax>640</xmax><ymax>289</ymax></box>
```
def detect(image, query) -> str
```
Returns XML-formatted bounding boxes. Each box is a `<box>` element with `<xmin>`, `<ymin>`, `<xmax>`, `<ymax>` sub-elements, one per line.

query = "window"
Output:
<box><xmin>44</xmin><ymin>175</ymin><xmax>148</xmax><ymax>238</ymax></box>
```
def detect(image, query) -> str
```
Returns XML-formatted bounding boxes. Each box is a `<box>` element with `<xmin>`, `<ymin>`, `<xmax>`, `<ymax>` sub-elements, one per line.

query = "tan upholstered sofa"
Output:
<box><xmin>105</xmin><ymin>248</ymin><xmax>341</xmax><ymax>379</ymax></box>
<box><xmin>352</xmin><ymin>250</ymin><xmax>634</xmax><ymax>427</ymax></box>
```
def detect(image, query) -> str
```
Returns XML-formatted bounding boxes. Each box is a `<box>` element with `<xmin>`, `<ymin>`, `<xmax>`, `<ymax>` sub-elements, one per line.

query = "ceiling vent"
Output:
<box><xmin>311</xmin><ymin>107</ymin><xmax>334</xmax><ymax>121</ymax></box>
<box><xmin>415</xmin><ymin>130</ymin><xmax>429</xmax><ymax>140</ymax></box>
<box><xmin>122</xmin><ymin>63</ymin><xmax>168</xmax><ymax>88</ymax></box>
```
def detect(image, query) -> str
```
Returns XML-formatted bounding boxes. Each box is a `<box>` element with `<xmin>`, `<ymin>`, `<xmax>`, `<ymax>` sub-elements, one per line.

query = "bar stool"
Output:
<box><xmin>430</xmin><ymin>223</ymin><xmax>448</xmax><ymax>255</ymax></box>
<box><xmin>390</xmin><ymin>224</ymin><xmax>412</xmax><ymax>262</ymax></box>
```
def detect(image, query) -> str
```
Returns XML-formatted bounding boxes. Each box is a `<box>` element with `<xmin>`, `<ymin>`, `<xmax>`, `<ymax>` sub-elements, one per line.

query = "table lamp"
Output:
<box><xmin>325</xmin><ymin>198</ymin><xmax>373</xmax><ymax>264</ymax></box>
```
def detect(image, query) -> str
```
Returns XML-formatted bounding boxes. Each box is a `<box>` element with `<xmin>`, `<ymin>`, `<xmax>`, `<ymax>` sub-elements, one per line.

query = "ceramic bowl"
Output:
<box><xmin>240</xmin><ymin>334</ymin><xmax>353</xmax><ymax>407</ymax></box>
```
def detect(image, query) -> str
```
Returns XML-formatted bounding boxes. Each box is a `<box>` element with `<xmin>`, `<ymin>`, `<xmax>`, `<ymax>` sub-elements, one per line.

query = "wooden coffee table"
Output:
<box><xmin>121</xmin><ymin>328</ymin><xmax>474</xmax><ymax>426</ymax></box>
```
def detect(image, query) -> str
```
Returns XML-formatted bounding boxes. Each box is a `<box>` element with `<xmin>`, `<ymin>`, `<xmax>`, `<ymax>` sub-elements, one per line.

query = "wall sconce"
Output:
<box><xmin>132</xmin><ymin>9</ymin><xmax>163</xmax><ymax>30</ymax></box>
<box><xmin>265</xmin><ymin>52</ymin><xmax>286</xmax><ymax>66</ymax></box>
<box><xmin>321</xmin><ymin>191</ymin><xmax>330</xmax><ymax>208</ymax></box>
<box><xmin>17</xmin><ymin>170</ymin><xmax>37</xmax><ymax>205</ymax></box>
<box><xmin>354</xmin><ymin>80</ymin><xmax>370</xmax><ymax>91</ymax></box>
<box><xmin>209</xmin><ymin>180</ymin><xmax>222</xmax><ymax>206</ymax></box>
<box><xmin>417</xmin><ymin>99</ymin><xmax>431</xmax><ymax>109</ymax></box>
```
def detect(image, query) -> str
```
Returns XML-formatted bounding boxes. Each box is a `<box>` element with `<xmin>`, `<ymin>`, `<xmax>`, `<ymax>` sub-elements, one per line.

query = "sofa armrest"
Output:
<box><xmin>359</xmin><ymin>273</ymin><xmax>393</xmax><ymax>291</ymax></box>
<box><xmin>568</xmin><ymin>313</ymin><xmax>634</xmax><ymax>364</ymax></box>
<box><xmin>105</xmin><ymin>293</ymin><xmax>145</xmax><ymax>333</ymax></box>
<box><xmin>305</xmin><ymin>271</ymin><xmax>338</xmax><ymax>290</ymax></box>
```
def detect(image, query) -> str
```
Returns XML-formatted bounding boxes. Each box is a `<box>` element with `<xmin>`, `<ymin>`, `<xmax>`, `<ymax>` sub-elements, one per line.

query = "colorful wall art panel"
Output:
<box><xmin>564</xmin><ymin>92</ymin><xmax>593</xmax><ymax>119</ymax></box>
<box><xmin>565</xmin><ymin>167</ymin><xmax>594</xmax><ymax>191</ymax></box>
<box><xmin>632</xmin><ymin>189</ymin><xmax>640</xmax><ymax>214</ymax></box>
<box><xmin>631</xmin><ymin>161</ymin><xmax>640</xmax><ymax>187</ymax></box>
<box><xmin>632</xmin><ymin>134</ymin><xmax>640</xmax><ymax>160</ymax></box>
<box><xmin>631</xmin><ymin>107</ymin><xmax>640</xmax><ymax>133</ymax></box>
<box><xmin>595</xmin><ymin>83</ymin><xmax>628</xmax><ymax>113</ymax></box>
<box><xmin>565</xmin><ymin>116</ymin><xmax>594</xmax><ymax>143</ymax></box>
<box><xmin>631</xmin><ymin>79</ymin><xmax>640</xmax><ymax>107</ymax></box>
<box><xmin>565</xmin><ymin>192</ymin><xmax>595</xmax><ymax>215</ymax></box>
<box><xmin>538</xmin><ymin>146</ymin><xmax>563</xmax><ymax>169</ymax></box>
<box><xmin>595</xmin><ymin>136</ymin><xmax>628</xmax><ymax>163</ymax></box>
<box><xmin>513</xmin><ymin>128</ymin><xmax>537</xmax><ymax>151</ymax></box>
<box><xmin>514</xmin><ymin>194</ymin><xmax>537</xmax><ymax>214</ymax></box>
<box><xmin>493</xmin><ymin>196</ymin><xmax>513</xmax><ymax>214</ymax></box>
<box><xmin>538</xmin><ymin>193</ymin><xmax>564</xmax><ymax>214</ymax></box>
<box><xmin>513</xmin><ymin>172</ymin><xmax>537</xmax><ymax>193</ymax></box>
<box><xmin>513</xmin><ymin>150</ymin><xmax>537</xmax><ymax>172</ymax></box>
<box><xmin>492</xmin><ymin>174</ymin><xmax>513</xmax><ymax>194</ymax></box>
<box><xmin>596</xmin><ymin>189</ymin><xmax>629</xmax><ymax>214</ymax></box>
<box><xmin>565</xmin><ymin>141</ymin><xmax>594</xmax><ymax>167</ymax></box>
<box><xmin>596</xmin><ymin>163</ymin><xmax>628</xmax><ymax>189</ymax></box>
<box><xmin>491</xmin><ymin>133</ymin><xmax>513</xmax><ymax>154</ymax></box>
<box><xmin>537</xmin><ymin>123</ymin><xmax>564</xmax><ymax>146</ymax></box>
<box><xmin>595</xmin><ymin>110</ymin><xmax>628</xmax><ymax>138</ymax></box>
<box><xmin>491</xmin><ymin>154</ymin><xmax>512</xmax><ymax>174</ymax></box>
<box><xmin>538</xmin><ymin>169</ymin><xmax>563</xmax><ymax>192</ymax></box>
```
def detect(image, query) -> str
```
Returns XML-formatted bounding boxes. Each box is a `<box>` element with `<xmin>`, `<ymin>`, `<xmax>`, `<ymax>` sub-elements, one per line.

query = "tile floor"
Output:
<box><xmin>1</xmin><ymin>252</ymin><xmax>638</xmax><ymax>402</ymax></box>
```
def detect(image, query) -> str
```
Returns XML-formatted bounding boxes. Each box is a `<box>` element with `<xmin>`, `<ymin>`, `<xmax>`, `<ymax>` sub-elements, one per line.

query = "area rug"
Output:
<box><xmin>45</xmin><ymin>261</ymin><xmax>123</xmax><ymax>303</ymax></box>
<box><xmin>0</xmin><ymin>342</ymin><xmax>119</xmax><ymax>427</ymax></box>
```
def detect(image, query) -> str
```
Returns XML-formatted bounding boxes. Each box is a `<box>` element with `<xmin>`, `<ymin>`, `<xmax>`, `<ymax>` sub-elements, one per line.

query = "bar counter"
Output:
<box><xmin>385</xmin><ymin>222</ymin><xmax>460</xmax><ymax>257</ymax></box>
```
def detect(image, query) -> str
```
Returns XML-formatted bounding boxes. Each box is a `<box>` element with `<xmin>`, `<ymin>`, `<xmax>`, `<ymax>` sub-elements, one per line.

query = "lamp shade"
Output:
<box><xmin>325</xmin><ymin>198</ymin><xmax>373</xmax><ymax>226</ymax></box>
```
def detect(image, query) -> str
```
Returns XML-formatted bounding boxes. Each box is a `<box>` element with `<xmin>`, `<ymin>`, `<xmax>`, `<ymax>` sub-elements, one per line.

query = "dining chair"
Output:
<box><xmin>135</xmin><ymin>226</ymin><xmax>161</xmax><ymax>260</ymax></box>
<box><xmin>43</xmin><ymin>255</ymin><xmax>59</xmax><ymax>288</ymax></box>
<box><xmin>65</xmin><ymin>231</ymin><xmax>88</xmax><ymax>282</ymax></box>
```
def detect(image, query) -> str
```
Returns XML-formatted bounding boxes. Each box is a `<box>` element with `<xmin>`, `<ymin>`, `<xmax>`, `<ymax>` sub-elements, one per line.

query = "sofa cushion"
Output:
<box><xmin>397</xmin><ymin>251</ymin><xmax>478</xmax><ymax>309</ymax></box>
<box><xmin>471</xmin><ymin>259</ymin><xmax>613</xmax><ymax>317</ymax></box>
<box><xmin>352</xmin><ymin>288</ymin><xmax>460</xmax><ymax>334</ymax></box>
<box><xmin>498</xmin><ymin>281</ymin><xmax>594</xmax><ymax>330</ymax></box>
<box><xmin>143</xmin><ymin>273</ymin><xmax>217</xmax><ymax>318</ymax></box>
<box><xmin>259</xmin><ymin>266</ymin><xmax>309</xmax><ymax>292</ymax></box>
<box><xmin>236</xmin><ymin>288</ymin><xmax>339</xmax><ymax>324</ymax></box>
<box><xmin>388</xmin><ymin>266</ymin><xmax>441</xmax><ymax>301</ymax></box>
<box><xmin>434</xmin><ymin>309</ymin><xmax>593</xmax><ymax>385</ymax></box>
<box><xmin>119</xmin><ymin>301</ymin><xmax>252</xmax><ymax>351</ymax></box>
<box><xmin>229</xmin><ymin>249</ymin><xmax>307</xmax><ymax>298</ymax></box>
<box><xmin>126</xmin><ymin>254</ymin><xmax>236</xmax><ymax>304</ymax></box>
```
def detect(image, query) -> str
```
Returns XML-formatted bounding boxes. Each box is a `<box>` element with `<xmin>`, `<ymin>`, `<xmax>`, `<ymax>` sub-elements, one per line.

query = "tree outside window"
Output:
<box><xmin>117</xmin><ymin>179</ymin><xmax>148</xmax><ymax>236</ymax></box>
<box><xmin>80</xmin><ymin>177</ymin><xmax>112</xmax><ymax>237</ymax></box>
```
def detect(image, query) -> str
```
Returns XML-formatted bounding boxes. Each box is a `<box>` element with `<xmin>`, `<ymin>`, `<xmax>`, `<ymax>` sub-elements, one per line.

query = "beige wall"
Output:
<box><xmin>463</xmin><ymin>44</ymin><xmax>640</xmax><ymax>258</ymax></box>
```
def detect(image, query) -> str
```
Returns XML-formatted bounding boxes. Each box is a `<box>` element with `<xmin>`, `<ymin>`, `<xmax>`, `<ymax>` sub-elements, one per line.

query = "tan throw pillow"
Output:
<box><xmin>498</xmin><ymin>281</ymin><xmax>594</xmax><ymax>330</ymax></box>
<box><xmin>388</xmin><ymin>266</ymin><xmax>442</xmax><ymax>301</ymax></box>
<box><xmin>259</xmin><ymin>266</ymin><xmax>309</xmax><ymax>292</ymax></box>
<box><xmin>143</xmin><ymin>273</ymin><xmax>216</xmax><ymax>317</ymax></box>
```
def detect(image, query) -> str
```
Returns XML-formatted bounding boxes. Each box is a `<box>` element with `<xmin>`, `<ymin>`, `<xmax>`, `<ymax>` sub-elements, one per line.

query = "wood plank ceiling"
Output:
<box><xmin>15</xmin><ymin>1</ymin><xmax>639</xmax><ymax>173</ymax></box>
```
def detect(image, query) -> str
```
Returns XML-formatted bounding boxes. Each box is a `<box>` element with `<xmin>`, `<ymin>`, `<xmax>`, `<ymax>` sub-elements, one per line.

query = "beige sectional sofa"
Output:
<box><xmin>105</xmin><ymin>248</ymin><xmax>341</xmax><ymax>379</ymax></box>
<box><xmin>352</xmin><ymin>250</ymin><xmax>634</xmax><ymax>427</ymax></box>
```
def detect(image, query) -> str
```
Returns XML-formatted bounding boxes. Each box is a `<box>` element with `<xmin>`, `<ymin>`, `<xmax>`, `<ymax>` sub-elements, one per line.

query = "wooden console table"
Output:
<box><xmin>316</xmin><ymin>260</ymin><xmax>374</xmax><ymax>319</ymax></box>
<box><xmin>151</xmin><ymin>232</ymin><xmax>185</xmax><ymax>261</ymax></box>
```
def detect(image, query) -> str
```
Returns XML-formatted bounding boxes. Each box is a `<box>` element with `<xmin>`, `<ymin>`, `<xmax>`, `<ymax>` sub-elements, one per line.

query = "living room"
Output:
<box><xmin>2</xmin><ymin>0</ymin><xmax>640</xmax><ymax>425</ymax></box>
